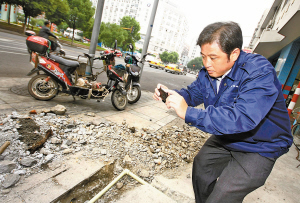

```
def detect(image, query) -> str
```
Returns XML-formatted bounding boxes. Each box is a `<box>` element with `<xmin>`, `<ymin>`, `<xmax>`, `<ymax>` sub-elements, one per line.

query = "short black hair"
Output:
<box><xmin>197</xmin><ymin>22</ymin><xmax>243</xmax><ymax>59</ymax></box>
<box><xmin>44</xmin><ymin>21</ymin><xmax>50</xmax><ymax>26</ymax></box>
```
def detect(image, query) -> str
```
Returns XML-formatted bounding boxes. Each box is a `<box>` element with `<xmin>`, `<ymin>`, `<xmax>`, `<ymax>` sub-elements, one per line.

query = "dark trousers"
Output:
<box><xmin>49</xmin><ymin>39</ymin><xmax>57</xmax><ymax>52</ymax></box>
<box><xmin>192</xmin><ymin>135</ymin><xmax>276</xmax><ymax>203</ymax></box>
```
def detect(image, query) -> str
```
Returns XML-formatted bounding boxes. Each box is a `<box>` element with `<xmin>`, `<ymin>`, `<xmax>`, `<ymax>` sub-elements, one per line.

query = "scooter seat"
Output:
<box><xmin>130</xmin><ymin>65</ymin><xmax>141</xmax><ymax>73</ymax></box>
<box><xmin>49</xmin><ymin>54</ymin><xmax>79</xmax><ymax>68</ymax></box>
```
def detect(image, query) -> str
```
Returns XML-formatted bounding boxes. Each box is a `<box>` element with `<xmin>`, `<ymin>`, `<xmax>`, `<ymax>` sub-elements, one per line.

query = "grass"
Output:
<box><xmin>59</xmin><ymin>36</ymin><xmax>105</xmax><ymax>51</ymax></box>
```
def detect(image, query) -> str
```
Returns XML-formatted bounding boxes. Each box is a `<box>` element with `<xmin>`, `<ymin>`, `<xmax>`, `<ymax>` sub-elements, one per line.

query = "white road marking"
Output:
<box><xmin>0</xmin><ymin>44</ymin><xmax>28</xmax><ymax>51</ymax></box>
<box><xmin>0</xmin><ymin>38</ymin><xmax>13</xmax><ymax>42</ymax></box>
<box><xmin>0</xmin><ymin>50</ymin><xmax>28</xmax><ymax>55</ymax></box>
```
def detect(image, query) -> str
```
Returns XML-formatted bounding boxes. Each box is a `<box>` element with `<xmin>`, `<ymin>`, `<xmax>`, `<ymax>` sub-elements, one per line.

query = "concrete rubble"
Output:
<box><xmin>0</xmin><ymin>108</ymin><xmax>209</xmax><ymax>202</ymax></box>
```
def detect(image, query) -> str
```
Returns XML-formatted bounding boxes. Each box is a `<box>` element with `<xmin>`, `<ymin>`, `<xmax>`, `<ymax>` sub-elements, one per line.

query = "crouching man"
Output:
<box><xmin>153</xmin><ymin>21</ymin><xmax>292</xmax><ymax>203</ymax></box>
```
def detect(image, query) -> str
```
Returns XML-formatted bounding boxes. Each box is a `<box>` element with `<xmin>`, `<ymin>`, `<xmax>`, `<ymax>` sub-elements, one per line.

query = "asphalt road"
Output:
<box><xmin>0</xmin><ymin>30</ymin><xmax>196</xmax><ymax>92</ymax></box>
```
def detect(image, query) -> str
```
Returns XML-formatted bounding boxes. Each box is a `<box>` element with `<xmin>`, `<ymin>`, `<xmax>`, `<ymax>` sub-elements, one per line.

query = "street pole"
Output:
<box><xmin>86</xmin><ymin>0</ymin><xmax>105</xmax><ymax>76</ymax></box>
<box><xmin>139</xmin><ymin>0</ymin><xmax>159</xmax><ymax>80</ymax></box>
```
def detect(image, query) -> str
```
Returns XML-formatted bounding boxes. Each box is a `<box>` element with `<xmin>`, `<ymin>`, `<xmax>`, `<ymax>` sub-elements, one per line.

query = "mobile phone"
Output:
<box><xmin>158</xmin><ymin>87</ymin><xmax>168</xmax><ymax>103</ymax></box>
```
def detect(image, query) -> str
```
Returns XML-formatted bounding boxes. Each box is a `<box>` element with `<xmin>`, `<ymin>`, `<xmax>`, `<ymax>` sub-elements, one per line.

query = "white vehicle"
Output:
<box><xmin>63</xmin><ymin>28</ymin><xmax>83</xmax><ymax>41</ymax></box>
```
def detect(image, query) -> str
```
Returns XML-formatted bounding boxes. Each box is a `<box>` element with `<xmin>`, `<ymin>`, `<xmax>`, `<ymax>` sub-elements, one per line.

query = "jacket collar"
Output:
<box><xmin>225</xmin><ymin>50</ymin><xmax>248</xmax><ymax>81</ymax></box>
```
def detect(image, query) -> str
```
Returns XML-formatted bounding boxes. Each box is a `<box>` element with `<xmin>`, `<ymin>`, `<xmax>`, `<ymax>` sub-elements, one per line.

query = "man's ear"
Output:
<box><xmin>230</xmin><ymin>48</ymin><xmax>240</xmax><ymax>62</ymax></box>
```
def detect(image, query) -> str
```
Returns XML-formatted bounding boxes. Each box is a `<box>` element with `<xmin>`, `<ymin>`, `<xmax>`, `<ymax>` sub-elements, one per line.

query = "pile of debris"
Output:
<box><xmin>0</xmin><ymin>106</ymin><xmax>210</xmax><ymax>199</ymax></box>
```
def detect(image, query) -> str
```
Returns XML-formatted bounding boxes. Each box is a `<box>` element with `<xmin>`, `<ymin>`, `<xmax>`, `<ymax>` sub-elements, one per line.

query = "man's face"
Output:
<box><xmin>201</xmin><ymin>42</ymin><xmax>238</xmax><ymax>78</ymax></box>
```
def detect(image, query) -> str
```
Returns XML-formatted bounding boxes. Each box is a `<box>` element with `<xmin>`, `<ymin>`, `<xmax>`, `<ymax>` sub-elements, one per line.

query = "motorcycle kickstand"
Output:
<box><xmin>72</xmin><ymin>95</ymin><xmax>76</xmax><ymax>101</ymax></box>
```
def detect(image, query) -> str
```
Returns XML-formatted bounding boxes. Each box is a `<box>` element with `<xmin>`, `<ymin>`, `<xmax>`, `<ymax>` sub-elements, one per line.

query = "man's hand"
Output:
<box><xmin>165</xmin><ymin>90</ymin><xmax>188</xmax><ymax>120</ymax></box>
<box><xmin>153</xmin><ymin>83</ymin><xmax>169</xmax><ymax>102</ymax></box>
<box><xmin>56</xmin><ymin>36</ymin><xmax>59</xmax><ymax>39</ymax></box>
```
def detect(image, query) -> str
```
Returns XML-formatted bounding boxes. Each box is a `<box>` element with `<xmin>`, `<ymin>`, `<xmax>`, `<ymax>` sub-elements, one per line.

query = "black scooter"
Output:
<box><xmin>124</xmin><ymin>44</ymin><xmax>149</xmax><ymax>104</ymax></box>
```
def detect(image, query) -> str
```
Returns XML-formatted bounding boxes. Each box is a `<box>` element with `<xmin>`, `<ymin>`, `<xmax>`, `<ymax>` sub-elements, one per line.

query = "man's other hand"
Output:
<box><xmin>165</xmin><ymin>90</ymin><xmax>188</xmax><ymax>120</ymax></box>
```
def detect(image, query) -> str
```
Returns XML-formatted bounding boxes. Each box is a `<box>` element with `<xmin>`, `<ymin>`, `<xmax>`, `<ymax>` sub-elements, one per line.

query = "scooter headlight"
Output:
<box><xmin>132</xmin><ymin>72</ymin><xmax>139</xmax><ymax>77</ymax></box>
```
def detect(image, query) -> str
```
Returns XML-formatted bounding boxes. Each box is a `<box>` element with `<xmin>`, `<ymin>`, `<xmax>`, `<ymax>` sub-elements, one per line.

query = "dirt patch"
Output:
<box><xmin>17</xmin><ymin>118</ymin><xmax>43</xmax><ymax>150</ymax></box>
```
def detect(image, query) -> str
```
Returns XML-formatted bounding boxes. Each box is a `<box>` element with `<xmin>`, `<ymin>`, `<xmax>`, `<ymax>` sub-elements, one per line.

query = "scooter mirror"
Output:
<box><xmin>128</xmin><ymin>43</ymin><xmax>133</xmax><ymax>50</ymax></box>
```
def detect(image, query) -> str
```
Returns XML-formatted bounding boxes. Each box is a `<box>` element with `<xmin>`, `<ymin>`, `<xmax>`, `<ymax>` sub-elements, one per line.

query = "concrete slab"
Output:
<box><xmin>21</xmin><ymin>179</ymin><xmax>66</xmax><ymax>203</ymax></box>
<box><xmin>0</xmin><ymin>91</ymin><xmax>34</xmax><ymax>104</ymax></box>
<box><xmin>153</xmin><ymin>101</ymin><xmax>169</xmax><ymax>111</ymax></box>
<box><xmin>128</xmin><ymin>109</ymin><xmax>156</xmax><ymax>122</ymax></box>
<box><xmin>0</xmin><ymin>103</ymin><xmax>13</xmax><ymax>109</ymax></box>
<box><xmin>153</xmin><ymin>169</ymin><xmax>194</xmax><ymax>201</ymax></box>
<box><xmin>148</xmin><ymin>123</ymin><xmax>163</xmax><ymax>131</ymax></box>
<box><xmin>0</xmin><ymin>88</ymin><xmax>9</xmax><ymax>91</ymax></box>
<box><xmin>114</xmin><ymin>184</ymin><xmax>177</xmax><ymax>203</ymax></box>
<box><xmin>1</xmin><ymin>152</ymin><xmax>106</xmax><ymax>203</ymax></box>
<box><xmin>0</xmin><ymin>77</ymin><xmax>30</xmax><ymax>88</ymax></box>
<box><xmin>134</xmin><ymin>106</ymin><xmax>170</xmax><ymax>120</ymax></box>
<box><xmin>156</xmin><ymin>114</ymin><xmax>177</xmax><ymax>126</ymax></box>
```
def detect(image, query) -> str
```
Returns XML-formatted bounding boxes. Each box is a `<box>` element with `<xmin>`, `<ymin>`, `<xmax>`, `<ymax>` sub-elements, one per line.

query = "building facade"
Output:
<box><xmin>249</xmin><ymin>0</ymin><xmax>300</xmax><ymax>113</ymax></box>
<box><xmin>92</xmin><ymin>0</ymin><xmax>189</xmax><ymax>56</ymax></box>
<box><xmin>0</xmin><ymin>4</ymin><xmax>18</xmax><ymax>22</ymax></box>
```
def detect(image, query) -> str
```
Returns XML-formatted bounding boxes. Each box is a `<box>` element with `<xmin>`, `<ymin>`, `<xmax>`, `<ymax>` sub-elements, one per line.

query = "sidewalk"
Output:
<box><xmin>0</xmin><ymin>77</ymin><xmax>300</xmax><ymax>202</ymax></box>
<box><xmin>0</xmin><ymin>77</ymin><xmax>177</xmax><ymax>131</ymax></box>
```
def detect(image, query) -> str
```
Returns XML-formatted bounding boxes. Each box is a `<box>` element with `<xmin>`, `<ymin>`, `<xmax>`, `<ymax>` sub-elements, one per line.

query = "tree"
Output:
<box><xmin>98</xmin><ymin>22</ymin><xmax>128</xmax><ymax>48</ymax></box>
<box><xmin>187</xmin><ymin>57</ymin><xmax>203</xmax><ymax>71</ymax></box>
<box><xmin>67</xmin><ymin>0</ymin><xmax>95</xmax><ymax>43</ymax></box>
<box><xmin>30</xmin><ymin>18</ymin><xmax>37</xmax><ymax>27</ymax></box>
<box><xmin>43</xmin><ymin>0</ymin><xmax>70</xmax><ymax>26</ymax></box>
<box><xmin>120</xmin><ymin>16</ymin><xmax>141</xmax><ymax>50</ymax></box>
<box><xmin>160</xmin><ymin>51</ymin><xmax>169</xmax><ymax>64</ymax></box>
<box><xmin>159</xmin><ymin>51</ymin><xmax>179</xmax><ymax>64</ymax></box>
<box><xmin>81</xmin><ymin>17</ymin><xmax>95</xmax><ymax>39</ymax></box>
<box><xmin>169</xmin><ymin>51</ymin><xmax>179</xmax><ymax>64</ymax></box>
<box><xmin>36</xmin><ymin>18</ymin><xmax>45</xmax><ymax>27</ymax></box>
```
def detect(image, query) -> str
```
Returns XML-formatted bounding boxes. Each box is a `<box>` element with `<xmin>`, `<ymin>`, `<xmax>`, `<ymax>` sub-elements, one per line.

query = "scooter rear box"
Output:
<box><xmin>26</xmin><ymin>36</ymin><xmax>49</xmax><ymax>54</ymax></box>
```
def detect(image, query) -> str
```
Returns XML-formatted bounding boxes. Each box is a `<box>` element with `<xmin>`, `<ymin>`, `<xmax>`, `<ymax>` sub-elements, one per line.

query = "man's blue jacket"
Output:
<box><xmin>177</xmin><ymin>51</ymin><xmax>292</xmax><ymax>159</ymax></box>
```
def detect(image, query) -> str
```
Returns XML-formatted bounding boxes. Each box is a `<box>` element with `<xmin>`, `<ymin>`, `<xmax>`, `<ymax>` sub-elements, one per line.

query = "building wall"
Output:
<box><xmin>0</xmin><ymin>4</ymin><xmax>18</xmax><ymax>22</ymax></box>
<box><xmin>249</xmin><ymin>0</ymin><xmax>300</xmax><ymax>110</ymax></box>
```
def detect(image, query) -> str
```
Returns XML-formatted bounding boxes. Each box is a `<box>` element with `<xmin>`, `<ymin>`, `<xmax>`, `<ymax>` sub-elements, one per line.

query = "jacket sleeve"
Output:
<box><xmin>175</xmin><ymin>76</ymin><xmax>204</xmax><ymax>107</ymax></box>
<box><xmin>46</xmin><ymin>28</ymin><xmax>56</xmax><ymax>38</ymax></box>
<box><xmin>185</xmin><ymin>68</ymin><xmax>279</xmax><ymax>135</ymax></box>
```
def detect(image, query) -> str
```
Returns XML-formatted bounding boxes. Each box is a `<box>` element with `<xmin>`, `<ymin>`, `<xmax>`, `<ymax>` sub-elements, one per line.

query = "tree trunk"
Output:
<box><xmin>71</xmin><ymin>22</ymin><xmax>75</xmax><ymax>46</ymax></box>
<box><xmin>7</xmin><ymin>4</ymin><xmax>11</xmax><ymax>24</ymax></box>
<box><xmin>23</xmin><ymin>14</ymin><xmax>28</xmax><ymax>33</ymax></box>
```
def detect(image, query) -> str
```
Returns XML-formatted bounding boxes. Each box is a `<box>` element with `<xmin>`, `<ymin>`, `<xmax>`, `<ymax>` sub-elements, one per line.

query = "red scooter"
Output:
<box><xmin>25</xmin><ymin>31</ymin><xmax>128</xmax><ymax>110</ymax></box>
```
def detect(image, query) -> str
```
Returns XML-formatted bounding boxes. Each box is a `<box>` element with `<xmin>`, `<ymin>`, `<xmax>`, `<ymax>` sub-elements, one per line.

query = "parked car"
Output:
<box><xmin>149</xmin><ymin>60</ymin><xmax>164</xmax><ymax>70</ymax></box>
<box><xmin>165</xmin><ymin>64</ymin><xmax>185</xmax><ymax>75</ymax></box>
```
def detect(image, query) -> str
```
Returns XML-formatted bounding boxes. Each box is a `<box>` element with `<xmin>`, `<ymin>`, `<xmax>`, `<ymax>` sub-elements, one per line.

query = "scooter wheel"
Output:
<box><xmin>111</xmin><ymin>89</ymin><xmax>127</xmax><ymax>111</ymax></box>
<box><xmin>127</xmin><ymin>85</ymin><xmax>141</xmax><ymax>104</ymax></box>
<box><xmin>28</xmin><ymin>74</ymin><xmax>58</xmax><ymax>101</ymax></box>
